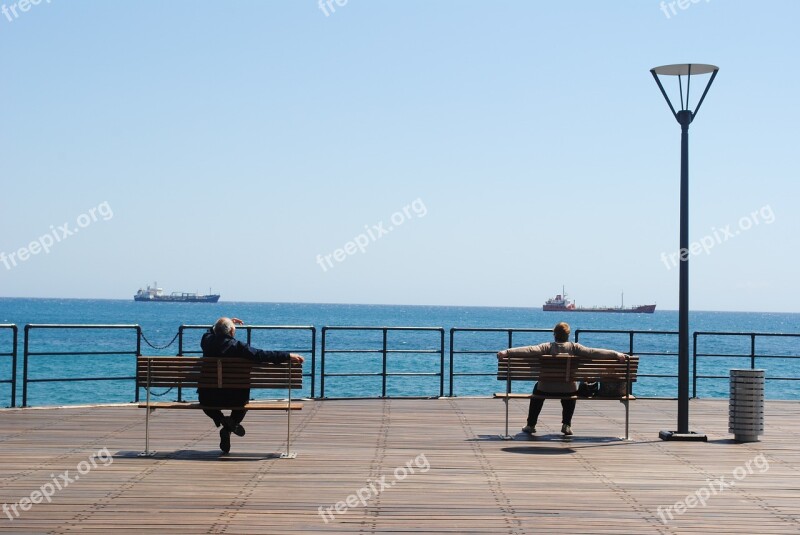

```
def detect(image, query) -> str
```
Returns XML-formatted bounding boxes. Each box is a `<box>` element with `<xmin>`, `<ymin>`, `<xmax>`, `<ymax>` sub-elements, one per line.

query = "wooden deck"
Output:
<box><xmin>1</xmin><ymin>398</ymin><xmax>799</xmax><ymax>534</ymax></box>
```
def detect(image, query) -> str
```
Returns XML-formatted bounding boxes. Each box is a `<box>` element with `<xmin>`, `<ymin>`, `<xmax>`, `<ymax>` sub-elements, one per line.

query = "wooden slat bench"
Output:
<box><xmin>136</xmin><ymin>356</ymin><xmax>303</xmax><ymax>457</ymax></box>
<box><xmin>494</xmin><ymin>353</ymin><xmax>639</xmax><ymax>439</ymax></box>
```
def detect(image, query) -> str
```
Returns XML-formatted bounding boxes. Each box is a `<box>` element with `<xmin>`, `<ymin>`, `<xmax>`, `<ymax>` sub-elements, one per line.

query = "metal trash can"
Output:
<box><xmin>729</xmin><ymin>369</ymin><xmax>764</xmax><ymax>442</ymax></box>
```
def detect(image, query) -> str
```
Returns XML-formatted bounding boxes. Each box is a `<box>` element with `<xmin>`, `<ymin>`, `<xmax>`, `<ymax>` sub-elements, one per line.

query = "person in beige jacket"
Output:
<box><xmin>496</xmin><ymin>322</ymin><xmax>627</xmax><ymax>436</ymax></box>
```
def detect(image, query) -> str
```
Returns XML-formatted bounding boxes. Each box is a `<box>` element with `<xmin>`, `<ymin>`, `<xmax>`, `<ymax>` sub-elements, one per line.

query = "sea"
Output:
<box><xmin>1</xmin><ymin>298</ymin><xmax>798</xmax><ymax>407</ymax></box>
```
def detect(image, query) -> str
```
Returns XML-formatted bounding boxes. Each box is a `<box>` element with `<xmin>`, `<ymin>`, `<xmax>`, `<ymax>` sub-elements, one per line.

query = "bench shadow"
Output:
<box><xmin>501</xmin><ymin>445</ymin><xmax>576</xmax><ymax>454</ymax></box>
<box><xmin>114</xmin><ymin>450</ymin><xmax>283</xmax><ymax>461</ymax></box>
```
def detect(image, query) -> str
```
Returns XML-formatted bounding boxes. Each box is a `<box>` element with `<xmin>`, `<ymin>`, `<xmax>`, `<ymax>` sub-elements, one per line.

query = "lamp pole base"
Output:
<box><xmin>659</xmin><ymin>430</ymin><xmax>708</xmax><ymax>441</ymax></box>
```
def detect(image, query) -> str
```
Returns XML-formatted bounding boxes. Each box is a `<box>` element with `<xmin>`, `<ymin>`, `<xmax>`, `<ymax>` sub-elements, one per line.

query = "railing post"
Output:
<box><xmin>310</xmin><ymin>327</ymin><xmax>317</xmax><ymax>398</ymax></box>
<box><xmin>133</xmin><ymin>325</ymin><xmax>142</xmax><ymax>403</ymax></box>
<box><xmin>750</xmin><ymin>334</ymin><xmax>756</xmax><ymax>369</ymax></box>
<box><xmin>692</xmin><ymin>332</ymin><xmax>698</xmax><ymax>398</ymax></box>
<box><xmin>629</xmin><ymin>331</ymin><xmax>634</xmax><ymax>356</ymax></box>
<box><xmin>320</xmin><ymin>327</ymin><xmax>327</xmax><ymax>398</ymax></box>
<box><xmin>177</xmin><ymin>325</ymin><xmax>187</xmax><ymax>402</ymax></box>
<box><xmin>449</xmin><ymin>329</ymin><xmax>455</xmax><ymax>397</ymax></box>
<box><xmin>11</xmin><ymin>326</ymin><xmax>18</xmax><ymax>408</ymax></box>
<box><xmin>381</xmin><ymin>328</ymin><xmax>388</xmax><ymax>398</ymax></box>
<box><xmin>22</xmin><ymin>325</ymin><xmax>30</xmax><ymax>407</ymax></box>
<box><xmin>439</xmin><ymin>329</ymin><xmax>445</xmax><ymax>398</ymax></box>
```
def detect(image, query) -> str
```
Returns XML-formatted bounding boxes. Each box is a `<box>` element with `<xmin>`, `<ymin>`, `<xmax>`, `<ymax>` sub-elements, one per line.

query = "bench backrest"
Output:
<box><xmin>497</xmin><ymin>353</ymin><xmax>639</xmax><ymax>383</ymax></box>
<box><xmin>136</xmin><ymin>356</ymin><xmax>302</xmax><ymax>390</ymax></box>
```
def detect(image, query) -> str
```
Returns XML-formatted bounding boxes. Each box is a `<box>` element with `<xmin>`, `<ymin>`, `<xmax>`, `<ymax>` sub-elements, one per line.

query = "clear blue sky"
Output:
<box><xmin>1</xmin><ymin>1</ymin><xmax>798</xmax><ymax>312</ymax></box>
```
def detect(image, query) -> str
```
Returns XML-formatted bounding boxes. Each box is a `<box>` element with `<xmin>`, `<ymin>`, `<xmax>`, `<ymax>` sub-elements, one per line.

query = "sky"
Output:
<box><xmin>1</xmin><ymin>1</ymin><xmax>799</xmax><ymax>312</ymax></box>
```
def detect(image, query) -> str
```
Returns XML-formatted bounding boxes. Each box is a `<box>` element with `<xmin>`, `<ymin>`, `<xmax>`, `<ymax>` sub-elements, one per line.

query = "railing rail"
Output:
<box><xmin>176</xmin><ymin>324</ymin><xmax>317</xmax><ymax>398</ymax></box>
<box><xmin>0</xmin><ymin>324</ymin><xmax>17</xmax><ymax>407</ymax></box>
<box><xmin>321</xmin><ymin>326</ymin><xmax>445</xmax><ymax>398</ymax></box>
<box><xmin>449</xmin><ymin>328</ymin><xmax>552</xmax><ymax>397</ymax></box>
<box><xmin>13</xmin><ymin>323</ymin><xmax>800</xmax><ymax>405</ymax></box>
<box><xmin>693</xmin><ymin>331</ymin><xmax>800</xmax><ymax>397</ymax></box>
<box><xmin>23</xmin><ymin>324</ymin><xmax>141</xmax><ymax>407</ymax></box>
<box><xmin>574</xmin><ymin>329</ymin><xmax>680</xmax><ymax>391</ymax></box>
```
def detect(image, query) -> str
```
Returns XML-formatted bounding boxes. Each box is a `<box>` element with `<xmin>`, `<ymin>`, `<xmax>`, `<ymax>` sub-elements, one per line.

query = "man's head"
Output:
<box><xmin>553</xmin><ymin>322</ymin><xmax>570</xmax><ymax>343</ymax></box>
<box><xmin>213</xmin><ymin>317</ymin><xmax>236</xmax><ymax>338</ymax></box>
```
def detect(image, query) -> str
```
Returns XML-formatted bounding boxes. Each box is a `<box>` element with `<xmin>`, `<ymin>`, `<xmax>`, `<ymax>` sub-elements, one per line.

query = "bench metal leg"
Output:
<box><xmin>137</xmin><ymin>359</ymin><xmax>156</xmax><ymax>457</ymax></box>
<box><xmin>624</xmin><ymin>399</ymin><xmax>630</xmax><ymax>441</ymax></box>
<box><xmin>280</xmin><ymin>365</ymin><xmax>296</xmax><ymax>458</ymax></box>
<box><xmin>499</xmin><ymin>397</ymin><xmax>513</xmax><ymax>440</ymax></box>
<box><xmin>138</xmin><ymin>360</ymin><xmax>157</xmax><ymax>457</ymax></box>
<box><xmin>138</xmin><ymin>407</ymin><xmax>157</xmax><ymax>457</ymax></box>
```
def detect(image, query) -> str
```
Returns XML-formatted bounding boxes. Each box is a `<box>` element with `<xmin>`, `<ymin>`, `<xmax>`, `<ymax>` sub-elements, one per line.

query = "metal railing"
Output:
<box><xmin>14</xmin><ymin>323</ymin><xmax>800</xmax><ymax>405</ymax></box>
<box><xmin>574</xmin><ymin>329</ymin><xmax>679</xmax><ymax>393</ymax></box>
<box><xmin>23</xmin><ymin>324</ymin><xmax>141</xmax><ymax>407</ymax></box>
<box><xmin>449</xmin><ymin>328</ymin><xmax>552</xmax><ymax>397</ymax></box>
<box><xmin>0</xmin><ymin>324</ymin><xmax>17</xmax><ymax>407</ymax></box>
<box><xmin>320</xmin><ymin>326</ymin><xmax>445</xmax><ymax>398</ymax></box>
<box><xmin>177</xmin><ymin>324</ymin><xmax>316</xmax><ymax>398</ymax></box>
<box><xmin>693</xmin><ymin>331</ymin><xmax>800</xmax><ymax>397</ymax></box>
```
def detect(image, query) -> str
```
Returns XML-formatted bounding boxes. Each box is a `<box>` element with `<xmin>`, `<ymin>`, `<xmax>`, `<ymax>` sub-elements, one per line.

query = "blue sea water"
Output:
<box><xmin>0</xmin><ymin>298</ymin><xmax>798</xmax><ymax>407</ymax></box>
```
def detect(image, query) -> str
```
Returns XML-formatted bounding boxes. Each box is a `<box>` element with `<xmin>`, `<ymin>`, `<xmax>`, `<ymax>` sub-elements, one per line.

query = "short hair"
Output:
<box><xmin>553</xmin><ymin>322</ymin><xmax>570</xmax><ymax>343</ymax></box>
<box><xmin>213</xmin><ymin>317</ymin><xmax>235</xmax><ymax>337</ymax></box>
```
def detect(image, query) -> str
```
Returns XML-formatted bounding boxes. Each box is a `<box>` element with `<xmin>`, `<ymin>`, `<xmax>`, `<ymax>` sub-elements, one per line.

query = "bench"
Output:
<box><xmin>136</xmin><ymin>356</ymin><xmax>303</xmax><ymax>457</ymax></box>
<box><xmin>494</xmin><ymin>353</ymin><xmax>639</xmax><ymax>439</ymax></box>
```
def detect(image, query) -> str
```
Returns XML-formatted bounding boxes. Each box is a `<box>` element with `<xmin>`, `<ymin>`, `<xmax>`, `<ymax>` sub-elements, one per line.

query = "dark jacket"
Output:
<box><xmin>198</xmin><ymin>329</ymin><xmax>291</xmax><ymax>404</ymax></box>
<box><xmin>200</xmin><ymin>330</ymin><xmax>291</xmax><ymax>363</ymax></box>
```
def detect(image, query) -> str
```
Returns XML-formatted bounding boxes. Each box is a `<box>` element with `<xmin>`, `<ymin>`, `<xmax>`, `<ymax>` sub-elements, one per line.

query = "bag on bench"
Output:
<box><xmin>577</xmin><ymin>381</ymin><xmax>599</xmax><ymax>398</ymax></box>
<box><xmin>598</xmin><ymin>381</ymin><xmax>627</xmax><ymax>397</ymax></box>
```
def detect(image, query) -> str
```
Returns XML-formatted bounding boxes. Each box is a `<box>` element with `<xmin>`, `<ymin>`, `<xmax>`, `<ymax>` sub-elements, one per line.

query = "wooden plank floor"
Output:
<box><xmin>1</xmin><ymin>398</ymin><xmax>799</xmax><ymax>534</ymax></box>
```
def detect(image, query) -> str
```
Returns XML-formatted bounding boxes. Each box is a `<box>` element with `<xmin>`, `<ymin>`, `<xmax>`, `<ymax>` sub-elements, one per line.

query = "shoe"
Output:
<box><xmin>561</xmin><ymin>424</ymin><xmax>573</xmax><ymax>436</ymax></box>
<box><xmin>219</xmin><ymin>428</ymin><xmax>231</xmax><ymax>453</ymax></box>
<box><xmin>522</xmin><ymin>425</ymin><xmax>536</xmax><ymax>434</ymax></box>
<box><xmin>222</xmin><ymin>417</ymin><xmax>246</xmax><ymax>437</ymax></box>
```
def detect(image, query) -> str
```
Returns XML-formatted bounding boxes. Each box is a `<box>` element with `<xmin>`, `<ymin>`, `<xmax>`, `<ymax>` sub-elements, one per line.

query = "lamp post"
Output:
<box><xmin>651</xmin><ymin>63</ymin><xmax>718</xmax><ymax>441</ymax></box>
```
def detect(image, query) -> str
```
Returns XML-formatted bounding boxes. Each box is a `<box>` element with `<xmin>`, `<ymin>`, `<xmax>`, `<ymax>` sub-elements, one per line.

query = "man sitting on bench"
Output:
<box><xmin>201</xmin><ymin>317</ymin><xmax>305</xmax><ymax>453</ymax></box>
<box><xmin>496</xmin><ymin>322</ymin><xmax>627</xmax><ymax>436</ymax></box>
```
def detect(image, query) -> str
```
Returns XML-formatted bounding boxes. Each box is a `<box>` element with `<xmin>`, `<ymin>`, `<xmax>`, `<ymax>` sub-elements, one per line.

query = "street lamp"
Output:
<box><xmin>651</xmin><ymin>63</ymin><xmax>719</xmax><ymax>441</ymax></box>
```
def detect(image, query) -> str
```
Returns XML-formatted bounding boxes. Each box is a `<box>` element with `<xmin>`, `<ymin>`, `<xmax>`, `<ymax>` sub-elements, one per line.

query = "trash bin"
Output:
<box><xmin>729</xmin><ymin>369</ymin><xmax>764</xmax><ymax>442</ymax></box>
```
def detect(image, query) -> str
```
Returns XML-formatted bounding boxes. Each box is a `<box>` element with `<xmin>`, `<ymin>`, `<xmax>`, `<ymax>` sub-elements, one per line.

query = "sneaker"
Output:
<box><xmin>223</xmin><ymin>417</ymin><xmax>246</xmax><ymax>437</ymax></box>
<box><xmin>522</xmin><ymin>425</ymin><xmax>536</xmax><ymax>434</ymax></box>
<box><xmin>219</xmin><ymin>428</ymin><xmax>231</xmax><ymax>453</ymax></box>
<box><xmin>561</xmin><ymin>424</ymin><xmax>573</xmax><ymax>436</ymax></box>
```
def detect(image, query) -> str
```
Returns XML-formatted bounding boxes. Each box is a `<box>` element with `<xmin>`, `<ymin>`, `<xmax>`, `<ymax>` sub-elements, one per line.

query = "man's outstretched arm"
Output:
<box><xmin>497</xmin><ymin>343</ymin><xmax>550</xmax><ymax>361</ymax></box>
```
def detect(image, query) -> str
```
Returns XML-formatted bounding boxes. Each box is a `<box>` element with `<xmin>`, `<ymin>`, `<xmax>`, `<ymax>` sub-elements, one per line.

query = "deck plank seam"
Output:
<box><xmin>50</xmin><ymin>413</ymin><xmax>216</xmax><ymax>534</ymax></box>
<box><xmin>205</xmin><ymin>401</ymin><xmax>322</xmax><ymax>534</ymax></box>
<box><xmin>449</xmin><ymin>398</ymin><xmax>526</xmax><ymax>535</ymax></box>
<box><xmin>358</xmin><ymin>399</ymin><xmax>391</xmax><ymax>534</ymax></box>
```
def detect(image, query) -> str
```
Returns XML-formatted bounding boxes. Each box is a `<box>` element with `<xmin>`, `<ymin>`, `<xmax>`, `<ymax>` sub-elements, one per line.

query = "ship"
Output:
<box><xmin>543</xmin><ymin>287</ymin><xmax>655</xmax><ymax>313</ymax></box>
<box><xmin>134</xmin><ymin>283</ymin><xmax>220</xmax><ymax>303</ymax></box>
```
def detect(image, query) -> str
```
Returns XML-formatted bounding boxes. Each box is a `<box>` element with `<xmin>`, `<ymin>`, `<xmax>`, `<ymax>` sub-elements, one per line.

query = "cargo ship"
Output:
<box><xmin>543</xmin><ymin>288</ymin><xmax>655</xmax><ymax>313</ymax></box>
<box><xmin>134</xmin><ymin>283</ymin><xmax>220</xmax><ymax>303</ymax></box>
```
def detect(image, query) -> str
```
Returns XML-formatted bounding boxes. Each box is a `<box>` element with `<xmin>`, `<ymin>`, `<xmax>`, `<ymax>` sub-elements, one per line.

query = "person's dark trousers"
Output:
<box><xmin>527</xmin><ymin>385</ymin><xmax>577</xmax><ymax>427</ymax></box>
<box><xmin>198</xmin><ymin>388</ymin><xmax>249</xmax><ymax>427</ymax></box>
